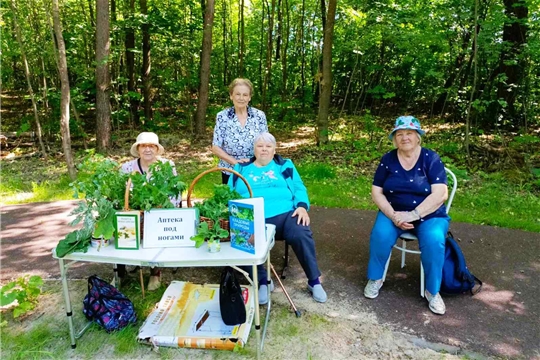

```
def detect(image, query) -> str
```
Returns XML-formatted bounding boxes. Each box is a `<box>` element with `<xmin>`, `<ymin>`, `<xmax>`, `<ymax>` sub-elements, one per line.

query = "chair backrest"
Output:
<box><xmin>444</xmin><ymin>167</ymin><xmax>457</xmax><ymax>214</ymax></box>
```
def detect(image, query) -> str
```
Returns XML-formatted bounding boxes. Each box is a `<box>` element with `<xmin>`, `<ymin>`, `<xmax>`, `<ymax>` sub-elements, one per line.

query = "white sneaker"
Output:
<box><xmin>425</xmin><ymin>290</ymin><xmax>446</xmax><ymax>315</ymax></box>
<box><xmin>364</xmin><ymin>279</ymin><xmax>383</xmax><ymax>299</ymax></box>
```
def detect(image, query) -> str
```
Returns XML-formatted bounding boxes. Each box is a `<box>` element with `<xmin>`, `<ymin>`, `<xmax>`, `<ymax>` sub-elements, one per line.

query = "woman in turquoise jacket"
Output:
<box><xmin>229</xmin><ymin>132</ymin><xmax>327</xmax><ymax>304</ymax></box>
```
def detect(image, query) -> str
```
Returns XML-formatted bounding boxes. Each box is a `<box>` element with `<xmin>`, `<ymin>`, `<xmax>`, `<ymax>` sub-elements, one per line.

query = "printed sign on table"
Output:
<box><xmin>143</xmin><ymin>208</ymin><xmax>198</xmax><ymax>248</ymax></box>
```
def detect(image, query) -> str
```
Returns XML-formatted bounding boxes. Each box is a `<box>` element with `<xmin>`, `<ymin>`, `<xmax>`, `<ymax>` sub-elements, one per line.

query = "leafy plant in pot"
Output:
<box><xmin>190</xmin><ymin>184</ymin><xmax>242</xmax><ymax>249</ymax></box>
<box><xmin>127</xmin><ymin>161</ymin><xmax>186</xmax><ymax>211</ymax></box>
<box><xmin>56</xmin><ymin>155</ymin><xmax>128</xmax><ymax>258</ymax></box>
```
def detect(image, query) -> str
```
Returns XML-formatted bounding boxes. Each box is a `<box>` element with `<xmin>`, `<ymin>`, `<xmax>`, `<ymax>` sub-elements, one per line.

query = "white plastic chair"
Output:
<box><xmin>382</xmin><ymin>167</ymin><xmax>457</xmax><ymax>298</ymax></box>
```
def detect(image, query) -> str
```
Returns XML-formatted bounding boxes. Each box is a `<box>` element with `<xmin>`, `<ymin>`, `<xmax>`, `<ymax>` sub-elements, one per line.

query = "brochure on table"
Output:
<box><xmin>115</xmin><ymin>211</ymin><xmax>141</xmax><ymax>250</ymax></box>
<box><xmin>228</xmin><ymin>197</ymin><xmax>265</xmax><ymax>254</ymax></box>
<box><xmin>143</xmin><ymin>208</ymin><xmax>198</xmax><ymax>248</ymax></box>
<box><xmin>137</xmin><ymin>281</ymin><xmax>254</xmax><ymax>350</ymax></box>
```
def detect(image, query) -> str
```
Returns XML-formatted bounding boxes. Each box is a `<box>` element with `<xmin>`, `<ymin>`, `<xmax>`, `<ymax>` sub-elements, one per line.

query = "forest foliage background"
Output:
<box><xmin>2</xmin><ymin>0</ymin><xmax>540</xmax><ymax>133</ymax></box>
<box><xmin>1</xmin><ymin>0</ymin><xmax>540</xmax><ymax>213</ymax></box>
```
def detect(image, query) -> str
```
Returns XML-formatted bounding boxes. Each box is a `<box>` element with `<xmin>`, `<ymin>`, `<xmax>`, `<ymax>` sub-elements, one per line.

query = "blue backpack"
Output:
<box><xmin>441</xmin><ymin>232</ymin><xmax>483</xmax><ymax>295</ymax></box>
<box><xmin>83</xmin><ymin>275</ymin><xmax>137</xmax><ymax>332</ymax></box>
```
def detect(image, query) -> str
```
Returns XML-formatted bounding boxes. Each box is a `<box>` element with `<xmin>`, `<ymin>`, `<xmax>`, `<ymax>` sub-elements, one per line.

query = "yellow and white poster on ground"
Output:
<box><xmin>138</xmin><ymin>281</ymin><xmax>254</xmax><ymax>350</ymax></box>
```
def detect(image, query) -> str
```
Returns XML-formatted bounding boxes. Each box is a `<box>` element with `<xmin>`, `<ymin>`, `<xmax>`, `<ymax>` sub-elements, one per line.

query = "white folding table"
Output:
<box><xmin>52</xmin><ymin>224</ymin><xmax>276</xmax><ymax>359</ymax></box>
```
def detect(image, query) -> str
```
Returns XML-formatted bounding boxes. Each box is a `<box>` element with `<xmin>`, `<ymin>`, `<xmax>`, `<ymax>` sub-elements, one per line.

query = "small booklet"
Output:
<box><xmin>115</xmin><ymin>211</ymin><xmax>141</xmax><ymax>250</ymax></box>
<box><xmin>228</xmin><ymin>198</ymin><xmax>265</xmax><ymax>254</ymax></box>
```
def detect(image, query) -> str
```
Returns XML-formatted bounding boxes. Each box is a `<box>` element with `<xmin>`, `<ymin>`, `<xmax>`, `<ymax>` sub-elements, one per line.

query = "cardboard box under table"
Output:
<box><xmin>52</xmin><ymin>224</ymin><xmax>276</xmax><ymax>359</ymax></box>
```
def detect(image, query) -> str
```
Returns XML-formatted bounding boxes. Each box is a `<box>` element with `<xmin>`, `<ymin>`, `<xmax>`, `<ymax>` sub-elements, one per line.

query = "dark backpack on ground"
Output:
<box><xmin>441</xmin><ymin>232</ymin><xmax>483</xmax><ymax>295</ymax></box>
<box><xmin>219</xmin><ymin>267</ymin><xmax>246</xmax><ymax>325</ymax></box>
<box><xmin>83</xmin><ymin>275</ymin><xmax>137</xmax><ymax>332</ymax></box>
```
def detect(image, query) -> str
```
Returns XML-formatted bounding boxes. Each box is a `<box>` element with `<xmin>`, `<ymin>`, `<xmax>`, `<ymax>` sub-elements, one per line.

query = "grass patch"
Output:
<box><xmin>0</xmin><ymin>276</ymin><xmax>354</xmax><ymax>360</ymax></box>
<box><xmin>1</xmin><ymin>318</ymin><xmax>68</xmax><ymax>360</ymax></box>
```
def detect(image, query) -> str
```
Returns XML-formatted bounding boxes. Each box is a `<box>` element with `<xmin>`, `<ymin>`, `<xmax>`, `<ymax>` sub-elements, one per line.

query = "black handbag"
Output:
<box><xmin>219</xmin><ymin>267</ymin><xmax>247</xmax><ymax>325</ymax></box>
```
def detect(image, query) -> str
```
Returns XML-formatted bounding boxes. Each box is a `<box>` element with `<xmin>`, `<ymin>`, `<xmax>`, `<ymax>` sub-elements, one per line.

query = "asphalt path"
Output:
<box><xmin>1</xmin><ymin>201</ymin><xmax>539</xmax><ymax>358</ymax></box>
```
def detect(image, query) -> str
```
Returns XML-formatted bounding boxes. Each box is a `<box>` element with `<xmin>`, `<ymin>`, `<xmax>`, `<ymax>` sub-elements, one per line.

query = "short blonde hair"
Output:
<box><xmin>229</xmin><ymin>78</ymin><xmax>254</xmax><ymax>96</ymax></box>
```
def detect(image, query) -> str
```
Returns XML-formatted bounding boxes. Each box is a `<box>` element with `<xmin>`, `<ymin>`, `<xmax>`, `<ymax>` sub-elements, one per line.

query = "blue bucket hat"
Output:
<box><xmin>388</xmin><ymin>116</ymin><xmax>425</xmax><ymax>140</ymax></box>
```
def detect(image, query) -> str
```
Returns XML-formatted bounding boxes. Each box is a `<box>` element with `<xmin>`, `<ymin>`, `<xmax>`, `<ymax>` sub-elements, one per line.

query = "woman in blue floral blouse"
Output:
<box><xmin>363</xmin><ymin>116</ymin><xmax>450</xmax><ymax>315</ymax></box>
<box><xmin>212</xmin><ymin>78</ymin><xmax>268</xmax><ymax>184</ymax></box>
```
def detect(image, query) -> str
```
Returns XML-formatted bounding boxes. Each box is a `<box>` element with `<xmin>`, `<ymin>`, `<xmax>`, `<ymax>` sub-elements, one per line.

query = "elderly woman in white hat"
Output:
<box><xmin>119</xmin><ymin>132</ymin><xmax>179</xmax><ymax>291</ymax></box>
<box><xmin>363</xmin><ymin>116</ymin><xmax>450</xmax><ymax>315</ymax></box>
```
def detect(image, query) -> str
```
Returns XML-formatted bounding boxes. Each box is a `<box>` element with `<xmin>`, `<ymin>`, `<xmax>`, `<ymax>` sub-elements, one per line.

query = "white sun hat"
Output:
<box><xmin>130</xmin><ymin>132</ymin><xmax>165</xmax><ymax>157</ymax></box>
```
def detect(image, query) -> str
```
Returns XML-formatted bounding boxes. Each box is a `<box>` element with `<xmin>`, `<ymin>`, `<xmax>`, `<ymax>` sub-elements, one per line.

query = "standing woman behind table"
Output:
<box><xmin>119</xmin><ymin>132</ymin><xmax>181</xmax><ymax>291</ymax></box>
<box><xmin>212</xmin><ymin>78</ymin><xmax>268</xmax><ymax>184</ymax></box>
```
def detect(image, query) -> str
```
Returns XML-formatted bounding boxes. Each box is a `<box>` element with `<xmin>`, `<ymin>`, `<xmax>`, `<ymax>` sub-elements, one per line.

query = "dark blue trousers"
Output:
<box><xmin>242</xmin><ymin>210</ymin><xmax>322</xmax><ymax>283</ymax></box>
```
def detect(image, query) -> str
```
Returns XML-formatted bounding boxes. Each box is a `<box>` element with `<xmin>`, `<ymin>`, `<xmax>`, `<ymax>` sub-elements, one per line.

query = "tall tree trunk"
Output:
<box><xmin>140</xmin><ymin>0</ymin><xmax>152</xmax><ymax>122</ymax></box>
<box><xmin>262</xmin><ymin>0</ymin><xmax>276</xmax><ymax>112</ymax></box>
<box><xmin>125</xmin><ymin>0</ymin><xmax>139</xmax><ymax>125</ymax></box>
<box><xmin>52</xmin><ymin>0</ymin><xmax>77</xmax><ymax>180</ymax></box>
<box><xmin>221</xmin><ymin>0</ymin><xmax>228</xmax><ymax>86</ymax></box>
<box><xmin>29</xmin><ymin>0</ymin><xmax>49</xmax><ymax>110</ymax></box>
<box><xmin>281</xmin><ymin>0</ymin><xmax>290</xmax><ymax>102</ymax></box>
<box><xmin>258</xmin><ymin>2</ymin><xmax>265</xmax><ymax>94</ymax></box>
<box><xmin>300</xmin><ymin>0</ymin><xmax>306</xmax><ymax>108</ymax></box>
<box><xmin>88</xmin><ymin>0</ymin><xmax>96</xmax><ymax>27</ymax></box>
<box><xmin>434</xmin><ymin>31</ymin><xmax>472</xmax><ymax>114</ymax></box>
<box><xmin>45</xmin><ymin>4</ymin><xmax>88</xmax><ymax>149</ymax></box>
<box><xmin>317</xmin><ymin>0</ymin><xmax>337</xmax><ymax>145</ymax></box>
<box><xmin>194</xmin><ymin>0</ymin><xmax>215</xmax><ymax>138</ymax></box>
<box><xmin>494</xmin><ymin>0</ymin><xmax>528</xmax><ymax>126</ymax></box>
<box><xmin>9</xmin><ymin>0</ymin><xmax>48</xmax><ymax>158</ymax></box>
<box><xmin>276</xmin><ymin>0</ymin><xmax>282</xmax><ymax>61</ymax></box>
<box><xmin>465</xmin><ymin>0</ymin><xmax>479</xmax><ymax>159</ymax></box>
<box><xmin>96</xmin><ymin>0</ymin><xmax>111</xmax><ymax>152</ymax></box>
<box><xmin>239</xmin><ymin>0</ymin><xmax>245</xmax><ymax>77</ymax></box>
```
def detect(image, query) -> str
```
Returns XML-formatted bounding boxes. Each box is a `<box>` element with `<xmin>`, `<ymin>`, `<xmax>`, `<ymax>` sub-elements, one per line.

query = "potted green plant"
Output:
<box><xmin>128</xmin><ymin>161</ymin><xmax>186</xmax><ymax>211</ymax></box>
<box><xmin>189</xmin><ymin>184</ymin><xmax>242</xmax><ymax>251</ymax></box>
<box><xmin>56</xmin><ymin>155</ymin><xmax>128</xmax><ymax>257</ymax></box>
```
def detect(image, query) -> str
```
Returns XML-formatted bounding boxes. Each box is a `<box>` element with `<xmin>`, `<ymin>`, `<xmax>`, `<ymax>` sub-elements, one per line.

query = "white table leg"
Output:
<box><xmin>261</xmin><ymin>256</ymin><xmax>272</xmax><ymax>351</ymax></box>
<box><xmin>59</xmin><ymin>258</ymin><xmax>77</xmax><ymax>349</ymax></box>
<box><xmin>252</xmin><ymin>264</ymin><xmax>261</xmax><ymax>359</ymax></box>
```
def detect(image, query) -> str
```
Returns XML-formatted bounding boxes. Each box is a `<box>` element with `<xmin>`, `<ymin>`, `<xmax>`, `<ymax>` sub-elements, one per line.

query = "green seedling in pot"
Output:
<box><xmin>190</xmin><ymin>221</ymin><xmax>229</xmax><ymax>248</ymax></box>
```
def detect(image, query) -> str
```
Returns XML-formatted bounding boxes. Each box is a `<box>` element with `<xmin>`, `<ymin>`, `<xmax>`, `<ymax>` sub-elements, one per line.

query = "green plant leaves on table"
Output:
<box><xmin>129</xmin><ymin>161</ymin><xmax>186</xmax><ymax>211</ymax></box>
<box><xmin>190</xmin><ymin>220</ymin><xmax>229</xmax><ymax>248</ymax></box>
<box><xmin>190</xmin><ymin>184</ymin><xmax>242</xmax><ymax>247</ymax></box>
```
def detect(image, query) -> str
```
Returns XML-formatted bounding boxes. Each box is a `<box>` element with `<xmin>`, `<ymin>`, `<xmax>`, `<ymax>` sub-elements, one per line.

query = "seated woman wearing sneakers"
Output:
<box><xmin>228</xmin><ymin>132</ymin><xmax>327</xmax><ymax>304</ymax></box>
<box><xmin>363</xmin><ymin>116</ymin><xmax>450</xmax><ymax>315</ymax></box>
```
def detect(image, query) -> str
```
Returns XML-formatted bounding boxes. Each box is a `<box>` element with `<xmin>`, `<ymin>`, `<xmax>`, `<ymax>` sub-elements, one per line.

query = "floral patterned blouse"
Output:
<box><xmin>212</xmin><ymin>106</ymin><xmax>268</xmax><ymax>171</ymax></box>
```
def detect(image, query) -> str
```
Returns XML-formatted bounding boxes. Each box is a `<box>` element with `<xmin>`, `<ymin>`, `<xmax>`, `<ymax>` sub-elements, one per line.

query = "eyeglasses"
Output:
<box><xmin>139</xmin><ymin>144</ymin><xmax>157</xmax><ymax>149</ymax></box>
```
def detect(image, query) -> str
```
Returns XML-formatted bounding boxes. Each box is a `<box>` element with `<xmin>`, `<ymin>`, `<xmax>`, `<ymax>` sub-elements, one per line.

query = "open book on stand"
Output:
<box><xmin>228</xmin><ymin>197</ymin><xmax>265</xmax><ymax>254</ymax></box>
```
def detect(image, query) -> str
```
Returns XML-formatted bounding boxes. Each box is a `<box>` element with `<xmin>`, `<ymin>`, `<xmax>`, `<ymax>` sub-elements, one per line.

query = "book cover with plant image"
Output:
<box><xmin>229</xmin><ymin>198</ymin><xmax>265</xmax><ymax>254</ymax></box>
<box><xmin>115</xmin><ymin>211</ymin><xmax>140</xmax><ymax>250</ymax></box>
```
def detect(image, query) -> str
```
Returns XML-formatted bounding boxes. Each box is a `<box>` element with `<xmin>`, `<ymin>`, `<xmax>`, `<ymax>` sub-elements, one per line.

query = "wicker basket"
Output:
<box><xmin>186</xmin><ymin>167</ymin><xmax>253</xmax><ymax>242</ymax></box>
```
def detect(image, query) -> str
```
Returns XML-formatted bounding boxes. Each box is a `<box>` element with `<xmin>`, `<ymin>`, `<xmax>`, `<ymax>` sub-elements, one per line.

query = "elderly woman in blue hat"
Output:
<box><xmin>363</xmin><ymin>116</ymin><xmax>450</xmax><ymax>315</ymax></box>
